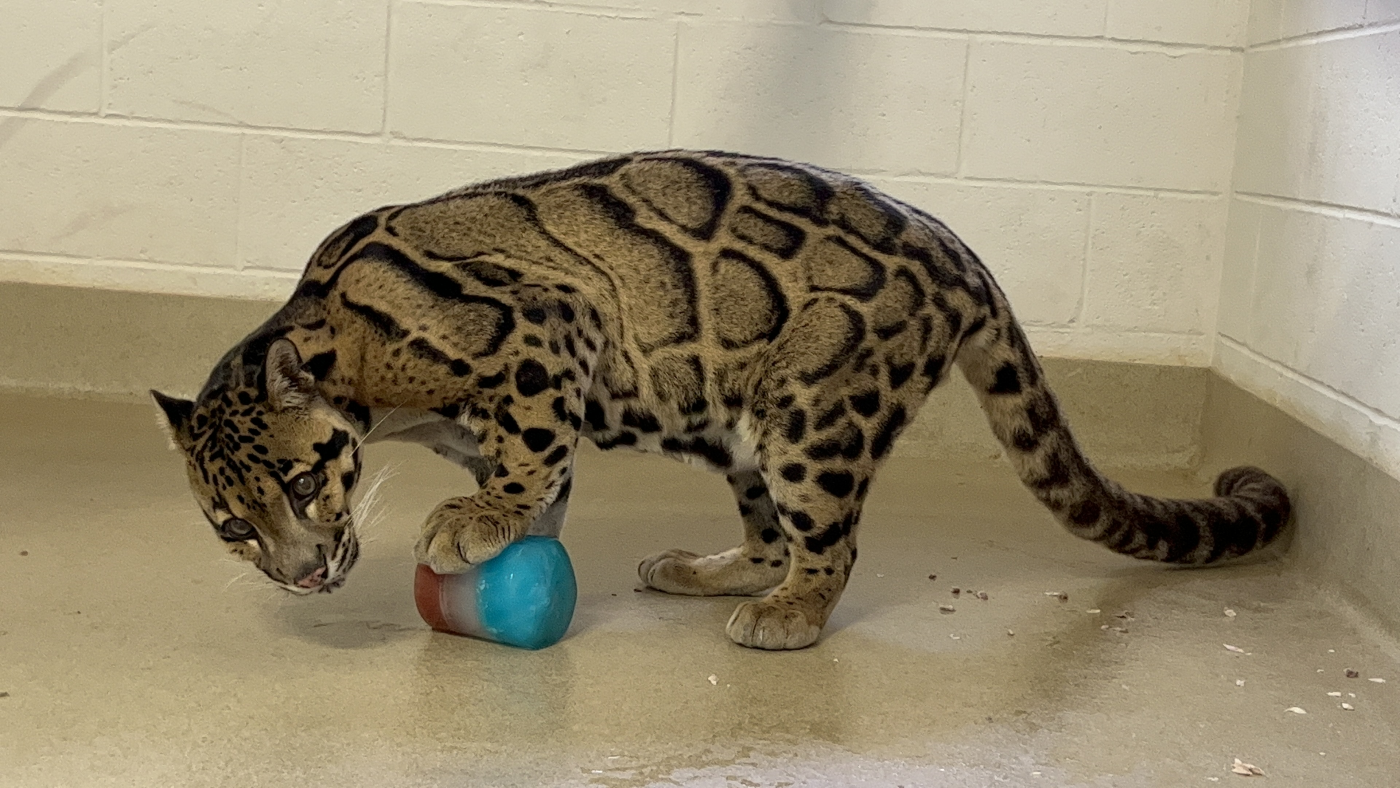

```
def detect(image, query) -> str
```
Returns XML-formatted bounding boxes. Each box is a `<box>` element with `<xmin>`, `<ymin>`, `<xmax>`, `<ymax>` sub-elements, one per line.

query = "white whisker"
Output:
<box><xmin>352</xmin><ymin>403</ymin><xmax>408</xmax><ymax>452</ymax></box>
<box><xmin>349</xmin><ymin>462</ymin><xmax>399</xmax><ymax>535</ymax></box>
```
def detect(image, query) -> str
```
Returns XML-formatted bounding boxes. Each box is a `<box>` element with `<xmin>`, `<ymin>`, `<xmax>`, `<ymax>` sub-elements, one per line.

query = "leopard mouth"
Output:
<box><xmin>267</xmin><ymin>530</ymin><xmax>359</xmax><ymax>595</ymax></box>
<box><xmin>273</xmin><ymin>570</ymin><xmax>346</xmax><ymax>595</ymax></box>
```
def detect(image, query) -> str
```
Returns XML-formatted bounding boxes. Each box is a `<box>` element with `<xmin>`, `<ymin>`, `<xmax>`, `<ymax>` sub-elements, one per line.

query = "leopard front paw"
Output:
<box><xmin>638</xmin><ymin>549</ymin><xmax>703</xmax><ymax>593</ymax></box>
<box><xmin>640</xmin><ymin>548</ymin><xmax>786</xmax><ymax>597</ymax></box>
<box><xmin>415</xmin><ymin>496</ymin><xmax>519</xmax><ymax>573</ymax></box>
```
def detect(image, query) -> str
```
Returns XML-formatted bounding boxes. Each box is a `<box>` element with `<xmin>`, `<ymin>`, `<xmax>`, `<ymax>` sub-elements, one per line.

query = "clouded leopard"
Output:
<box><xmin>152</xmin><ymin>150</ymin><xmax>1290</xmax><ymax>650</ymax></box>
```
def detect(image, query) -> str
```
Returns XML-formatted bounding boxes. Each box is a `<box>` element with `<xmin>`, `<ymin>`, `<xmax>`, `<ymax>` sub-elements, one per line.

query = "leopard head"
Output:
<box><xmin>152</xmin><ymin>339</ymin><xmax>364</xmax><ymax>594</ymax></box>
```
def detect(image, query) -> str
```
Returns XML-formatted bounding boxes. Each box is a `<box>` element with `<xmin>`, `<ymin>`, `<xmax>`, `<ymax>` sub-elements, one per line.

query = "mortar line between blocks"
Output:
<box><xmin>1023</xmin><ymin>328</ymin><xmax>1214</xmax><ymax>366</ymax></box>
<box><xmin>667</xmin><ymin>21</ymin><xmax>681</xmax><ymax>148</ymax></box>
<box><xmin>388</xmin><ymin>133</ymin><xmax>612</xmax><ymax>158</ymax></box>
<box><xmin>821</xmin><ymin>20</ymin><xmax>1239</xmax><ymax>54</ymax></box>
<box><xmin>382</xmin><ymin>0</ymin><xmax>394</xmax><ymax>140</ymax></box>
<box><xmin>1209</xmin><ymin>78</ymin><xmax>1249</xmax><ymax>366</ymax></box>
<box><xmin>953</xmin><ymin>37</ymin><xmax>972</xmax><ymax>177</ymax></box>
<box><xmin>234</xmin><ymin>135</ymin><xmax>246</xmax><ymax>271</ymax></box>
<box><xmin>1076</xmin><ymin>192</ymin><xmax>1095</xmax><ymax>325</ymax></box>
<box><xmin>1235</xmin><ymin>193</ymin><xmax>1400</xmax><ymax>228</ymax></box>
<box><xmin>0</xmin><ymin>108</ymin><xmax>375</xmax><ymax>139</ymax></box>
<box><xmin>0</xmin><ymin>255</ymin><xmax>299</xmax><ymax>298</ymax></box>
<box><xmin>858</xmin><ymin>170</ymin><xmax>1224</xmax><ymax>200</ymax></box>
<box><xmin>1217</xmin><ymin>336</ymin><xmax>1400</xmax><ymax>434</ymax></box>
<box><xmin>98</xmin><ymin>0</ymin><xmax>109</xmax><ymax>116</ymax></box>
<box><xmin>0</xmin><ymin>108</ymin><xmax>615</xmax><ymax>159</ymax></box>
<box><xmin>1239</xmin><ymin>202</ymin><xmax>1264</xmax><ymax>368</ymax></box>
<box><xmin>0</xmin><ymin>248</ymin><xmax>294</xmax><ymax>273</ymax></box>
<box><xmin>1247</xmin><ymin>20</ymin><xmax>1400</xmax><ymax>52</ymax></box>
<box><xmin>1021</xmin><ymin>326</ymin><xmax>1209</xmax><ymax>340</ymax></box>
<box><xmin>408</xmin><ymin>0</ymin><xmax>653</xmax><ymax>20</ymax></box>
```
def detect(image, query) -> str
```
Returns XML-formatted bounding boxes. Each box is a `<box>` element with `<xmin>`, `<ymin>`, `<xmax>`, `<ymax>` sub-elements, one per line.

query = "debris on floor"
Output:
<box><xmin>1286</xmin><ymin>707</ymin><xmax>1307</xmax><ymax>714</ymax></box>
<box><xmin>952</xmin><ymin>587</ymin><xmax>961</xmax><ymax>596</ymax></box>
<box><xmin>1086</xmin><ymin>608</ymin><xmax>1102</xmax><ymax>614</ymax></box>
<box><xmin>0</xmin><ymin>692</ymin><xmax>9</xmax><ymax>698</ymax></box>
<box><xmin>1368</xmin><ymin>678</ymin><xmax>1386</xmax><ymax>683</ymax></box>
<box><xmin>976</xmin><ymin>591</ymin><xmax>989</xmax><ymax>601</ymax></box>
<box><xmin>707</xmin><ymin>674</ymin><xmax>717</xmax><ymax>686</ymax></box>
<box><xmin>1346</xmin><ymin>669</ymin><xmax>1360</xmax><ymax>678</ymax></box>
<box><xmin>1328</xmin><ymin>692</ymin><xmax>1342</xmax><ymax>697</ymax></box>
<box><xmin>1225</xmin><ymin>608</ymin><xmax>1237</xmax><ymax>618</ymax></box>
<box><xmin>1044</xmin><ymin>591</ymin><xmax>1069</xmax><ymax>601</ymax></box>
<box><xmin>938</xmin><ymin>605</ymin><xmax>955</xmax><ymax>614</ymax></box>
<box><xmin>927</xmin><ymin>574</ymin><xmax>936</xmax><ymax>580</ymax></box>
<box><xmin>1231</xmin><ymin>759</ymin><xmax>1265</xmax><ymax>777</ymax></box>
<box><xmin>1236</xmin><ymin>679</ymin><xmax>1246</xmax><ymax>687</ymax></box>
<box><xmin>1342</xmin><ymin>703</ymin><xmax>1355</xmax><ymax>711</ymax></box>
<box><xmin>1224</xmin><ymin>644</ymin><xmax>1247</xmax><ymax>653</ymax></box>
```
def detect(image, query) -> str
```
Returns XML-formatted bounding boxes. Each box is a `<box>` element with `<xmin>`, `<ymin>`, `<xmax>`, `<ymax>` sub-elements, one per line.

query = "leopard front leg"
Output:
<box><xmin>428</xmin><ymin>429</ymin><xmax>573</xmax><ymax>539</ymax></box>
<box><xmin>416</xmin><ymin>363</ymin><xmax>584</xmax><ymax>573</ymax></box>
<box><xmin>639</xmin><ymin>470</ymin><xmax>790</xmax><ymax>596</ymax></box>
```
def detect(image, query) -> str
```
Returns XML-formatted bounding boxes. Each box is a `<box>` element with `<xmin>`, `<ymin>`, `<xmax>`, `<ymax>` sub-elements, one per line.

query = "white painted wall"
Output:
<box><xmin>1216</xmin><ymin>1</ymin><xmax>1400</xmax><ymax>479</ymax></box>
<box><xmin>0</xmin><ymin>0</ymin><xmax>1249</xmax><ymax>366</ymax></box>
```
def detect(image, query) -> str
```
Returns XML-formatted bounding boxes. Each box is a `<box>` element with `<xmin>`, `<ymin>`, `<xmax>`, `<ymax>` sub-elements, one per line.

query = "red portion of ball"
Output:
<box><xmin>413</xmin><ymin>564</ymin><xmax>451</xmax><ymax>633</ymax></box>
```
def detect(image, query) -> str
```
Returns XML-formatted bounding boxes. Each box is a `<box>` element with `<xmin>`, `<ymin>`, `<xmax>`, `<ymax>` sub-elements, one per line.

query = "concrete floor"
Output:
<box><xmin>2</xmin><ymin>392</ymin><xmax>1398</xmax><ymax>787</ymax></box>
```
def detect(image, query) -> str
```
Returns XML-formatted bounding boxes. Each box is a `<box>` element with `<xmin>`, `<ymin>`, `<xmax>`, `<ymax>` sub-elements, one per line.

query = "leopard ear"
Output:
<box><xmin>265</xmin><ymin>338</ymin><xmax>317</xmax><ymax>412</ymax></box>
<box><xmin>151</xmin><ymin>390</ymin><xmax>195</xmax><ymax>451</ymax></box>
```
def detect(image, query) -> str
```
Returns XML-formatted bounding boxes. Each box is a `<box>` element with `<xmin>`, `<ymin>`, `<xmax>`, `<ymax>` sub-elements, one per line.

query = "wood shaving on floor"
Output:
<box><xmin>1231</xmin><ymin>758</ymin><xmax>1265</xmax><ymax>776</ymax></box>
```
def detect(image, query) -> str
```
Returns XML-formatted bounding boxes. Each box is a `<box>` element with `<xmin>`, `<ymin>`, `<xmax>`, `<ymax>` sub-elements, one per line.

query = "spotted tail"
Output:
<box><xmin>954</xmin><ymin>310</ymin><xmax>1290</xmax><ymax>565</ymax></box>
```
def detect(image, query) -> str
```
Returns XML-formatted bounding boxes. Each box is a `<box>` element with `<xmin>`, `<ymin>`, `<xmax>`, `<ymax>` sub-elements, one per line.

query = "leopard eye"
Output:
<box><xmin>220</xmin><ymin>518</ymin><xmax>256</xmax><ymax>542</ymax></box>
<box><xmin>290</xmin><ymin>472</ymin><xmax>319</xmax><ymax>499</ymax></box>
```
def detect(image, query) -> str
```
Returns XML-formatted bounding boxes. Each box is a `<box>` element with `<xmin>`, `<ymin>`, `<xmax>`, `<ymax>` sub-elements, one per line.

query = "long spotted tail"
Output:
<box><xmin>954</xmin><ymin>311</ymin><xmax>1290</xmax><ymax>565</ymax></box>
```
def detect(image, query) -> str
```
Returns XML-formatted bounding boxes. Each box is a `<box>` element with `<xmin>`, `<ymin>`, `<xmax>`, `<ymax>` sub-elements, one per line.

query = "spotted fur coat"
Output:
<box><xmin>153</xmin><ymin>151</ymin><xmax>1290</xmax><ymax>650</ymax></box>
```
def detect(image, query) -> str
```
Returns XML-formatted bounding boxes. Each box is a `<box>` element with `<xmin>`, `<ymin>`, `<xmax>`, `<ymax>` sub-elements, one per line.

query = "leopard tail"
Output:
<box><xmin>954</xmin><ymin>289</ymin><xmax>1290</xmax><ymax>564</ymax></box>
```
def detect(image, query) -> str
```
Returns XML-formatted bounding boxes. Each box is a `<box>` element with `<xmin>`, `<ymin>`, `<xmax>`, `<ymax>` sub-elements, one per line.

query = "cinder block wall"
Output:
<box><xmin>0</xmin><ymin>0</ymin><xmax>1247</xmax><ymax>366</ymax></box>
<box><xmin>1215</xmin><ymin>2</ymin><xmax>1400</xmax><ymax>480</ymax></box>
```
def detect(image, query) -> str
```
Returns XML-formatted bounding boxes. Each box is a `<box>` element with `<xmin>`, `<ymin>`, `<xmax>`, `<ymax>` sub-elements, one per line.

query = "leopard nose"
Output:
<box><xmin>295</xmin><ymin>566</ymin><xmax>327</xmax><ymax>588</ymax></box>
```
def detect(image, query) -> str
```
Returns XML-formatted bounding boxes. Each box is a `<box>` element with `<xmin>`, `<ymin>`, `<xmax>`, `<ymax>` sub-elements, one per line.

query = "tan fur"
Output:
<box><xmin>154</xmin><ymin>151</ymin><xmax>1290</xmax><ymax>649</ymax></box>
